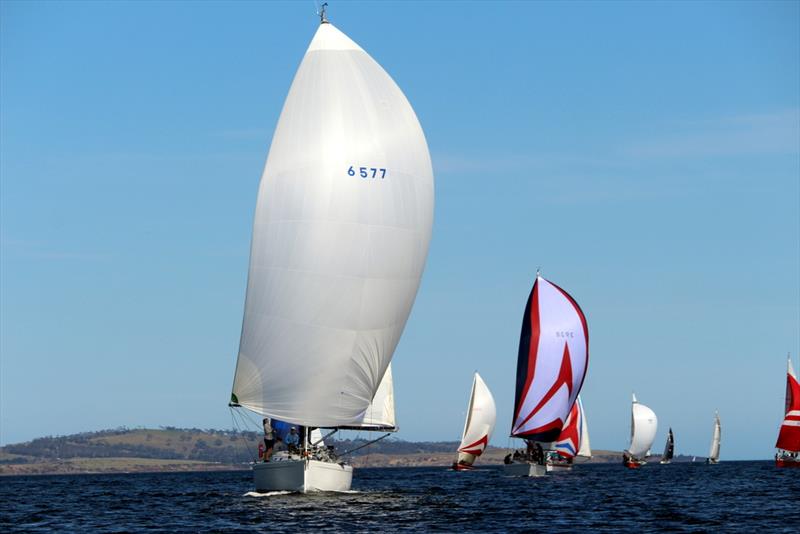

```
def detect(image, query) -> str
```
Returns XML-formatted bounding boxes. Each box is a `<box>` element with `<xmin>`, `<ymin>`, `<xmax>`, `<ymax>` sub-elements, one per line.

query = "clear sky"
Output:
<box><xmin>1</xmin><ymin>1</ymin><xmax>798</xmax><ymax>460</ymax></box>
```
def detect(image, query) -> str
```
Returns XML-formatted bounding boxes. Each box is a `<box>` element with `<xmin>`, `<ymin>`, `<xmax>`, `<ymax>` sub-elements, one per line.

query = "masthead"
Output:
<box><xmin>319</xmin><ymin>2</ymin><xmax>329</xmax><ymax>24</ymax></box>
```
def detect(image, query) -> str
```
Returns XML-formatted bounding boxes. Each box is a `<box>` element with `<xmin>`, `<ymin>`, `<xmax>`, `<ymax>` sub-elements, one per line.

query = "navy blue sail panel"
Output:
<box><xmin>513</xmin><ymin>279</ymin><xmax>538</xmax><ymax>437</ymax></box>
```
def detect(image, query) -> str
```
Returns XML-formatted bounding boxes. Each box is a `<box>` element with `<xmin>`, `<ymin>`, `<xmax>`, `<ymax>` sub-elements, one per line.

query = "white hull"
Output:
<box><xmin>253</xmin><ymin>459</ymin><xmax>353</xmax><ymax>493</ymax></box>
<box><xmin>503</xmin><ymin>462</ymin><xmax>546</xmax><ymax>477</ymax></box>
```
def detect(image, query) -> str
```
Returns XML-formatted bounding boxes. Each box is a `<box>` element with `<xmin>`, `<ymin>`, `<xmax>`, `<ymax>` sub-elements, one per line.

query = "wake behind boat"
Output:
<box><xmin>775</xmin><ymin>354</ymin><xmax>800</xmax><ymax>467</ymax></box>
<box><xmin>452</xmin><ymin>373</ymin><xmax>497</xmax><ymax>471</ymax></box>
<box><xmin>503</xmin><ymin>273</ymin><xmax>589</xmax><ymax>478</ymax></box>
<box><xmin>623</xmin><ymin>393</ymin><xmax>657</xmax><ymax>469</ymax></box>
<box><xmin>229</xmin><ymin>7</ymin><xmax>434</xmax><ymax>493</ymax></box>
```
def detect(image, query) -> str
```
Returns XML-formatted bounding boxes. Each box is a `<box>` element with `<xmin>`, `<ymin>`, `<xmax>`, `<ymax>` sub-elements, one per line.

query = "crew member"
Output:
<box><xmin>262</xmin><ymin>417</ymin><xmax>275</xmax><ymax>462</ymax></box>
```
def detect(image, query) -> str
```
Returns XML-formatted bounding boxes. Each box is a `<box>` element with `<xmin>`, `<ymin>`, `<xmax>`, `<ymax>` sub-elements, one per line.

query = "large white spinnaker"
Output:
<box><xmin>627</xmin><ymin>393</ymin><xmax>657</xmax><ymax>459</ymax></box>
<box><xmin>230</xmin><ymin>21</ymin><xmax>434</xmax><ymax>429</ymax></box>
<box><xmin>456</xmin><ymin>373</ymin><xmax>497</xmax><ymax>466</ymax></box>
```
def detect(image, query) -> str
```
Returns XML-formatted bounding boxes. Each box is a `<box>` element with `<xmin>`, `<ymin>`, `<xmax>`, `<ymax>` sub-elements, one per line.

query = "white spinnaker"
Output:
<box><xmin>628</xmin><ymin>395</ymin><xmax>657</xmax><ymax>458</ymax></box>
<box><xmin>457</xmin><ymin>373</ymin><xmax>497</xmax><ymax>458</ymax></box>
<box><xmin>709</xmin><ymin>413</ymin><xmax>721</xmax><ymax>460</ymax></box>
<box><xmin>232</xmin><ymin>23</ymin><xmax>434</xmax><ymax>427</ymax></box>
<box><xmin>577</xmin><ymin>397</ymin><xmax>591</xmax><ymax>458</ymax></box>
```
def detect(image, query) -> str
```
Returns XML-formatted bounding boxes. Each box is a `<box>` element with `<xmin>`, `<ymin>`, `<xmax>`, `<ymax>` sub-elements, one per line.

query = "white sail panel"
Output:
<box><xmin>232</xmin><ymin>22</ymin><xmax>434</xmax><ymax>427</ymax></box>
<box><xmin>457</xmin><ymin>373</ymin><xmax>497</xmax><ymax>463</ymax></box>
<box><xmin>340</xmin><ymin>364</ymin><xmax>396</xmax><ymax>431</ymax></box>
<box><xmin>708</xmin><ymin>412</ymin><xmax>721</xmax><ymax>460</ymax></box>
<box><xmin>628</xmin><ymin>395</ymin><xmax>657</xmax><ymax>458</ymax></box>
<box><xmin>577</xmin><ymin>397</ymin><xmax>591</xmax><ymax>458</ymax></box>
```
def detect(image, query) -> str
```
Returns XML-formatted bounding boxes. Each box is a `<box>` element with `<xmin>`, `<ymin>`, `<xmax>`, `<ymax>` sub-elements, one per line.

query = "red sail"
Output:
<box><xmin>775</xmin><ymin>360</ymin><xmax>800</xmax><ymax>452</ymax></box>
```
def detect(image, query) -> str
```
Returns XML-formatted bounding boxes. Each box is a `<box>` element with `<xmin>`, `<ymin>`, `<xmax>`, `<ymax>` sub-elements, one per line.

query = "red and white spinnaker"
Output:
<box><xmin>511</xmin><ymin>275</ymin><xmax>589</xmax><ymax>442</ymax></box>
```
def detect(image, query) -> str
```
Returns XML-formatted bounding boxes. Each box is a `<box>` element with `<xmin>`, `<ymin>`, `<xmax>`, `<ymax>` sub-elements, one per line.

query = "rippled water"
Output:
<box><xmin>1</xmin><ymin>462</ymin><xmax>797</xmax><ymax>532</ymax></box>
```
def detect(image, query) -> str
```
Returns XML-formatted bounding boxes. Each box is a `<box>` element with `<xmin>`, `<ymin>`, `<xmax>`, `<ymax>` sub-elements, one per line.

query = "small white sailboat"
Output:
<box><xmin>706</xmin><ymin>411</ymin><xmax>721</xmax><ymax>464</ymax></box>
<box><xmin>547</xmin><ymin>395</ymin><xmax>591</xmax><ymax>471</ymax></box>
<box><xmin>659</xmin><ymin>427</ymin><xmax>674</xmax><ymax>464</ymax></box>
<box><xmin>230</xmin><ymin>6</ymin><xmax>434</xmax><ymax>493</ymax></box>
<box><xmin>623</xmin><ymin>393</ymin><xmax>657</xmax><ymax>469</ymax></box>
<box><xmin>503</xmin><ymin>273</ymin><xmax>589</xmax><ymax>478</ymax></box>
<box><xmin>775</xmin><ymin>354</ymin><xmax>800</xmax><ymax>467</ymax></box>
<box><xmin>452</xmin><ymin>372</ymin><xmax>497</xmax><ymax>471</ymax></box>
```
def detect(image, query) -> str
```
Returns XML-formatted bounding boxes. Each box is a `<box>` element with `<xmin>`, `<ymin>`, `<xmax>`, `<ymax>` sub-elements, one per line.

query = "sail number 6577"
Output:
<box><xmin>348</xmin><ymin>166</ymin><xmax>386</xmax><ymax>179</ymax></box>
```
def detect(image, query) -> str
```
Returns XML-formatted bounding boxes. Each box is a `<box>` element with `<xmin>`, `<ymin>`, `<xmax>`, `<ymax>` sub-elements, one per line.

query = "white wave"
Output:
<box><xmin>243</xmin><ymin>490</ymin><xmax>293</xmax><ymax>498</ymax></box>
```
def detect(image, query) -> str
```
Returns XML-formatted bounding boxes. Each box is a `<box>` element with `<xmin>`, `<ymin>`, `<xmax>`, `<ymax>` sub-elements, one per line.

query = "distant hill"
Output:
<box><xmin>1</xmin><ymin>428</ymin><xmax>629</xmax><ymax>475</ymax></box>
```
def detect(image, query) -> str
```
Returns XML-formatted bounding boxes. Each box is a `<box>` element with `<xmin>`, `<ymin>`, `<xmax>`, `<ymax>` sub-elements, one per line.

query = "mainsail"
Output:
<box><xmin>661</xmin><ymin>428</ymin><xmax>674</xmax><ymax>463</ymax></box>
<box><xmin>554</xmin><ymin>395</ymin><xmax>591</xmax><ymax>459</ymax></box>
<box><xmin>708</xmin><ymin>412</ymin><xmax>721</xmax><ymax>461</ymax></box>
<box><xmin>627</xmin><ymin>393</ymin><xmax>657</xmax><ymax>459</ymax></box>
<box><xmin>230</xmin><ymin>21</ymin><xmax>434</xmax><ymax>428</ymax></box>
<box><xmin>776</xmin><ymin>355</ymin><xmax>800</xmax><ymax>452</ymax></box>
<box><xmin>511</xmin><ymin>275</ymin><xmax>589</xmax><ymax>442</ymax></box>
<box><xmin>456</xmin><ymin>372</ymin><xmax>497</xmax><ymax>465</ymax></box>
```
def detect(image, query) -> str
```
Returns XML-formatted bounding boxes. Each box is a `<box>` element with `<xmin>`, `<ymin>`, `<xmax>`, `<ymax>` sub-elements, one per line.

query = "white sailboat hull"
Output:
<box><xmin>502</xmin><ymin>462</ymin><xmax>546</xmax><ymax>477</ymax></box>
<box><xmin>253</xmin><ymin>459</ymin><xmax>353</xmax><ymax>493</ymax></box>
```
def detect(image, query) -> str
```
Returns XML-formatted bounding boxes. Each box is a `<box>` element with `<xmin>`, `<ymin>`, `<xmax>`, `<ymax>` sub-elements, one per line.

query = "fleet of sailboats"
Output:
<box><xmin>623</xmin><ymin>393</ymin><xmax>658</xmax><ymax>469</ymax></box>
<box><xmin>225</xmin><ymin>8</ymin><xmax>795</xmax><ymax>492</ymax></box>
<box><xmin>452</xmin><ymin>373</ymin><xmax>497</xmax><ymax>471</ymax></box>
<box><xmin>229</xmin><ymin>7</ymin><xmax>433</xmax><ymax>493</ymax></box>
<box><xmin>775</xmin><ymin>355</ymin><xmax>800</xmax><ymax>467</ymax></box>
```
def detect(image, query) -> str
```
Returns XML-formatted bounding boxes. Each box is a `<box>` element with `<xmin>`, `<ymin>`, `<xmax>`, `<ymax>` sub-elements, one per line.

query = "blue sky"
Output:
<box><xmin>1</xmin><ymin>1</ymin><xmax>798</xmax><ymax>460</ymax></box>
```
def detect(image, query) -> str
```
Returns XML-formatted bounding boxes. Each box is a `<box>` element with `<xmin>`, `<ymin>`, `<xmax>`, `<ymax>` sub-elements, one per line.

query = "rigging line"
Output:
<box><xmin>229</xmin><ymin>407</ymin><xmax>251</xmax><ymax>464</ymax></box>
<box><xmin>233</xmin><ymin>409</ymin><xmax>254</xmax><ymax>464</ymax></box>
<box><xmin>234</xmin><ymin>408</ymin><xmax>258</xmax><ymax>463</ymax></box>
<box><xmin>339</xmin><ymin>432</ymin><xmax>391</xmax><ymax>457</ymax></box>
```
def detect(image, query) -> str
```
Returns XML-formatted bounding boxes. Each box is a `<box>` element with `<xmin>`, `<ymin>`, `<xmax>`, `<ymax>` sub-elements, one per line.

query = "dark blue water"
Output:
<box><xmin>1</xmin><ymin>462</ymin><xmax>797</xmax><ymax>532</ymax></box>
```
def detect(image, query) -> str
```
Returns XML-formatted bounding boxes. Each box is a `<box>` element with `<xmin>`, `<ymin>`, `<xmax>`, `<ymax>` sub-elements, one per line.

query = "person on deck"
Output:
<box><xmin>285</xmin><ymin>426</ymin><xmax>300</xmax><ymax>453</ymax></box>
<box><xmin>262</xmin><ymin>418</ymin><xmax>275</xmax><ymax>462</ymax></box>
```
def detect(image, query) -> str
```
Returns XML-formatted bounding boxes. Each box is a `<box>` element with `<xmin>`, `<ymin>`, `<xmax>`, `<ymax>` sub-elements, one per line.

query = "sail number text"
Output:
<box><xmin>348</xmin><ymin>166</ymin><xmax>387</xmax><ymax>179</ymax></box>
<box><xmin>555</xmin><ymin>331</ymin><xmax>575</xmax><ymax>338</ymax></box>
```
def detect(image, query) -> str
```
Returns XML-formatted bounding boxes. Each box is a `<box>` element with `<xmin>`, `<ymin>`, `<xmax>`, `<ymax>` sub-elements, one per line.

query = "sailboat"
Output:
<box><xmin>547</xmin><ymin>395</ymin><xmax>591</xmax><ymax>471</ymax></box>
<box><xmin>659</xmin><ymin>427</ymin><xmax>674</xmax><ymax>464</ymax></box>
<box><xmin>706</xmin><ymin>412</ymin><xmax>721</xmax><ymax>464</ymax></box>
<box><xmin>452</xmin><ymin>372</ymin><xmax>497</xmax><ymax>471</ymax></box>
<box><xmin>623</xmin><ymin>393</ymin><xmax>657</xmax><ymax>468</ymax></box>
<box><xmin>229</xmin><ymin>7</ymin><xmax>434</xmax><ymax>493</ymax></box>
<box><xmin>503</xmin><ymin>273</ymin><xmax>589</xmax><ymax>477</ymax></box>
<box><xmin>775</xmin><ymin>354</ymin><xmax>800</xmax><ymax>467</ymax></box>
